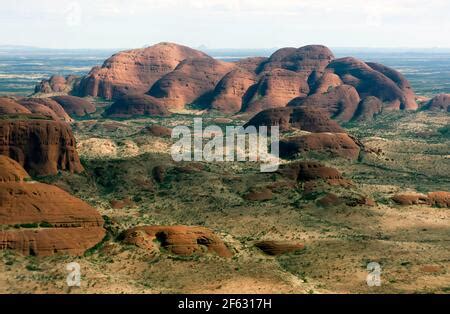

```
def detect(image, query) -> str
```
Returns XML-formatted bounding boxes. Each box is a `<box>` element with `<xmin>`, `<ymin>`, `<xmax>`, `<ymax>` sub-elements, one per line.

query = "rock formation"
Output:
<box><xmin>288</xmin><ymin>85</ymin><xmax>361</xmax><ymax>122</ymax></box>
<box><xmin>104</xmin><ymin>94</ymin><xmax>170</xmax><ymax>117</ymax></box>
<box><xmin>326</xmin><ymin>57</ymin><xmax>416</xmax><ymax>111</ymax></box>
<box><xmin>244</xmin><ymin>107</ymin><xmax>344</xmax><ymax>133</ymax></box>
<box><xmin>122</xmin><ymin>225</ymin><xmax>232</xmax><ymax>257</ymax></box>
<box><xmin>255</xmin><ymin>240</ymin><xmax>304</xmax><ymax>255</ymax></box>
<box><xmin>0</xmin><ymin>97</ymin><xmax>31</xmax><ymax>115</ymax></box>
<box><xmin>0</xmin><ymin>155</ymin><xmax>29</xmax><ymax>182</ymax></box>
<box><xmin>392</xmin><ymin>191</ymin><xmax>449</xmax><ymax>207</ymax></box>
<box><xmin>0</xmin><ymin>156</ymin><xmax>105</xmax><ymax>256</ymax></box>
<box><xmin>279</xmin><ymin>133</ymin><xmax>361</xmax><ymax>160</ymax></box>
<box><xmin>243</xmin><ymin>69</ymin><xmax>309</xmax><ymax>113</ymax></box>
<box><xmin>51</xmin><ymin>95</ymin><xmax>96</xmax><ymax>117</ymax></box>
<box><xmin>423</xmin><ymin>94</ymin><xmax>450</xmax><ymax>112</ymax></box>
<box><xmin>18</xmin><ymin>98</ymin><xmax>73</xmax><ymax>122</ymax></box>
<box><xmin>311</xmin><ymin>72</ymin><xmax>343</xmax><ymax>93</ymax></box>
<box><xmin>210</xmin><ymin>69</ymin><xmax>257</xmax><ymax>113</ymax></box>
<box><xmin>147</xmin><ymin>57</ymin><xmax>236</xmax><ymax>110</ymax></box>
<box><xmin>278</xmin><ymin>161</ymin><xmax>344</xmax><ymax>182</ymax></box>
<box><xmin>34</xmin><ymin>75</ymin><xmax>80</xmax><ymax>95</ymax></box>
<box><xmin>78</xmin><ymin>42</ymin><xmax>208</xmax><ymax>99</ymax></box>
<box><xmin>20</xmin><ymin>103</ymin><xmax>60</xmax><ymax>120</ymax></box>
<box><xmin>234</xmin><ymin>57</ymin><xmax>267</xmax><ymax>73</ymax></box>
<box><xmin>352</xmin><ymin>96</ymin><xmax>383</xmax><ymax>121</ymax></box>
<box><xmin>36</xmin><ymin>43</ymin><xmax>419</xmax><ymax>118</ymax></box>
<box><xmin>366</xmin><ymin>62</ymin><xmax>417</xmax><ymax>110</ymax></box>
<box><xmin>0</xmin><ymin>119</ymin><xmax>84</xmax><ymax>176</ymax></box>
<box><xmin>258</xmin><ymin>45</ymin><xmax>334</xmax><ymax>76</ymax></box>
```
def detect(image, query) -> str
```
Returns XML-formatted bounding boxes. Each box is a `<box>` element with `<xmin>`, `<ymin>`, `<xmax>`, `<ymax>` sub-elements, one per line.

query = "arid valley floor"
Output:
<box><xmin>1</xmin><ymin>108</ymin><xmax>449</xmax><ymax>294</ymax></box>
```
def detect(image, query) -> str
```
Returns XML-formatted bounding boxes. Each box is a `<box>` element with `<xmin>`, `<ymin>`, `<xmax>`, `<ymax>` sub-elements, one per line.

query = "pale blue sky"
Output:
<box><xmin>1</xmin><ymin>0</ymin><xmax>449</xmax><ymax>49</ymax></box>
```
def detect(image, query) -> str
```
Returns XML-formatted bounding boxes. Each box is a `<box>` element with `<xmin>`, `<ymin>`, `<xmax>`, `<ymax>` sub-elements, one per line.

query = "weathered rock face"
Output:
<box><xmin>104</xmin><ymin>94</ymin><xmax>170</xmax><ymax>117</ymax></box>
<box><xmin>428</xmin><ymin>191</ymin><xmax>450</xmax><ymax>208</ymax></box>
<box><xmin>18</xmin><ymin>98</ymin><xmax>73</xmax><ymax>122</ymax></box>
<box><xmin>326</xmin><ymin>57</ymin><xmax>415</xmax><ymax>110</ymax></box>
<box><xmin>0</xmin><ymin>181</ymin><xmax>103</xmax><ymax>227</ymax></box>
<box><xmin>245</xmin><ymin>107</ymin><xmax>344</xmax><ymax>133</ymax></box>
<box><xmin>0</xmin><ymin>155</ymin><xmax>29</xmax><ymax>182</ymax></box>
<box><xmin>312</xmin><ymin>72</ymin><xmax>343</xmax><ymax>93</ymax></box>
<box><xmin>288</xmin><ymin>85</ymin><xmax>361</xmax><ymax>122</ymax></box>
<box><xmin>210</xmin><ymin>69</ymin><xmax>257</xmax><ymax>113</ymax></box>
<box><xmin>234</xmin><ymin>57</ymin><xmax>267</xmax><ymax>73</ymax></box>
<box><xmin>255</xmin><ymin>240</ymin><xmax>304</xmax><ymax>256</ymax></box>
<box><xmin>39</xmin><ymin>43</ymin><xmax>419</xmax><ymax>117</ymax></box>
<box><xmin>279</xmin><ymin>133</ymin><xmax>361</xmax><ymax>160</ymax></box>
<box><xmin>0</xmin><ymin>97</ymin><xmax>31</xmax><ymax>115</ymax></box>
<box><xmin>0</xmin><ymin>120</ymin><xmax>84</xmax><ymax>176</ymax></box>
<box><xmin>148</xmin><ymin>57</ymin><xmax>236</xmax><ymax>110</ymax></box>
<box><xmin>243</xmin><ymin>69</ymin><xmax>310</xmax><ymax>113</ymax></box>
<box><xmin>51</xmin><ymin>95</ymin><xmax>96</xmax><ymax>117</ymax></box>
<box><xmin>392</xmin><ymin>191</ymin><xmax>449</xmax><ymax>207</ymax></box>
<box><xmin>78</xmin><ymin>42</ymin><xmax>208</xmax><ymax>100</ymax></box>
<box><xmin>259</xmin><ymin>45</ymin><xmax>334</xmax><ymax>76</ymax></box>
<box><xmin>0</xmin><ymin>227</ymin><xmax>105</xmax><ymax>257</ymax></box>
<box><xmin>0</xmin><ymin>157</ymin><xmax>105</xmax><ymax>256</ymax></box>
<box><xmin>352</xmin><ymin>96</ymin><xmax>383</xmax><ymax>121</ymax></box>
<box><xmin>366</xmin><ymin>62</ymin><xmax>417</xmax><ymax>110</ymax></box>
<box><xmin>279</xmin><ymin>161</ymin><xmax>343</xmax><ymax>182</ymax></box>
<box><xmin>423</xmin><ymin>94</ymin><xmax>450</xmax><ymax>112</ymax></box>
<box><xmin>18</xmin><ymin>103</ymin><xmax>59</xmax><ymax>120</ymax></box>
<box><xmin>34</xmin><ymin>75</ymin><xmax>80</xmax><ymax>95</ymax></box>
<box><xmin>122</xmin><ymin>225</ymin><xmax>232</xmax><ymax>257</ymax></box>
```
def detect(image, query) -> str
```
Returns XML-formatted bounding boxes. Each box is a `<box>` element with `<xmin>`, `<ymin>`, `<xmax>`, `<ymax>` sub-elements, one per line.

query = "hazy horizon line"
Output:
<box><xmin>1</xmin><ymin>44</ymin><xmax>450</xmax><ymax>52</ymax></box>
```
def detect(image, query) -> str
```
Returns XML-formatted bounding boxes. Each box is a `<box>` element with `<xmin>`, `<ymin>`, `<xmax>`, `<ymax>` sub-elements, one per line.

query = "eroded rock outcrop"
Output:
<box><xmin>423</xmin><ymin>94</ymin><xmax>450</xmax><ymax>112</ymax></box>
<box><xmin>312</xmin><ymin>72</ymin><xmax>343</xmax><ymax>93</ymax></box>
<box><xmin>0</xmin><ymin>120</ymin><xmax>83</xmax><ymax>176</ymax></box>
<box><xmin>258</xmin><ymin>45</ymin><xmax>334</xmax><ymax>76</ymax></box>
<box><xmin>37</xmin><ymin>43</ymin><xmax>419</xmax><ymax>118</ymax></box>
<box><xmin>0</xmin><ymin>228</ymin><xmax>105</xmax><ymax>257</ymax></box>
<box><xmin>104</xmin><ymin>94</ymin><xmax>169</xmax><ymax>117</ymax></box>
<box><xmin>147</xmin><ymin>57</ymin><xmax>236</xmax><ymax>110</ymax></box>
<box><xmin>279</xmin><ymin>133</ymin><xmax>360</xmax><ymax>160</ymax></box>
<box><xmin>234</xmin><ymin>57</ymin><xmax>267</xmax><ymax>73</ymax></box>
<box><xmin>0</xmin><ymin>157</ymin><xmax>105</xmax><ymax>256</ymax></box>
<box><xmin>366</xmin><ymin>62</ymin><xmax>417</xmax><ymax>110</ymax></box>
<box><xmin>51</xmin><ymin>95</ymin><xmax>96</xmax><ymax>117</ymax></box>
<box><xmin>0</xmin><ymin>155</ymin><xmax>29</xmax><ymax>182</ymax></box>
<box><xmin>210</xmin><ymin>69</ymin><xmax>257</xmax><ymax>113</ymax></box>
<box><xmin>255</xmin><ymin>240</ymin><xmax>305</xmax><ymax>255</ymax></box>
<box><xmin>326</xmin><ymin>57</ymin><xmax>416</xmax><ymax>110</ymax></box>
<box><xmin>288</xmin><ymin>85</ymin><xmax>361</xmax><ymax>122</ymax></box>
<box><xmin>392</xmin><ymin>191</ymin><xmax>449</xmax><ymax>207</ymax></box>
<box><xmin>244</xmin><ymin>107</ymin><xmax>344</xmax><ymax>133</ymax></box>
<box><xmin>18</xmin><ymin>98</ymin><xmax>73</xmax><ymax>122</ymax></box>
<box><xmin>122</xmin><ymin>225</ymin><xmax>232</xmax><ymax>257</ymax></box>
<box><xmin>352</xmin><ymin>96</ymin><xmax>383</xmax><ymax>121</ymax></box>
<box><xmin>0</xmin><ymin>97</ymin><xmax>31</xmax><ymax>115</ymax></box>
<box><xmin>78</xmin><ymin>42</ymin><xmax>208</xmax><ymax>99</ymax></box>
<box><xmin>35</xmin><ymin>75</ymin><xmax>80</xmax><ymax>95</ymax></box>
<box><xmin>243</xmin><ymin>69</ymin><xmax>310</xmax><ymax>112</ymax></box>
<box><xmin>278</xmin><ymin>161</ymin><xmax>345</xmax><ymax>183</ymax></box>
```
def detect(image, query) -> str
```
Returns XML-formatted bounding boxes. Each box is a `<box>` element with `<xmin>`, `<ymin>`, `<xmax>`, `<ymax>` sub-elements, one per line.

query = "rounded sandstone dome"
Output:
<box><xmin>0</xmin><ymin>155</ymin><xmax>30</xmax><ymax>182</ymax></box>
